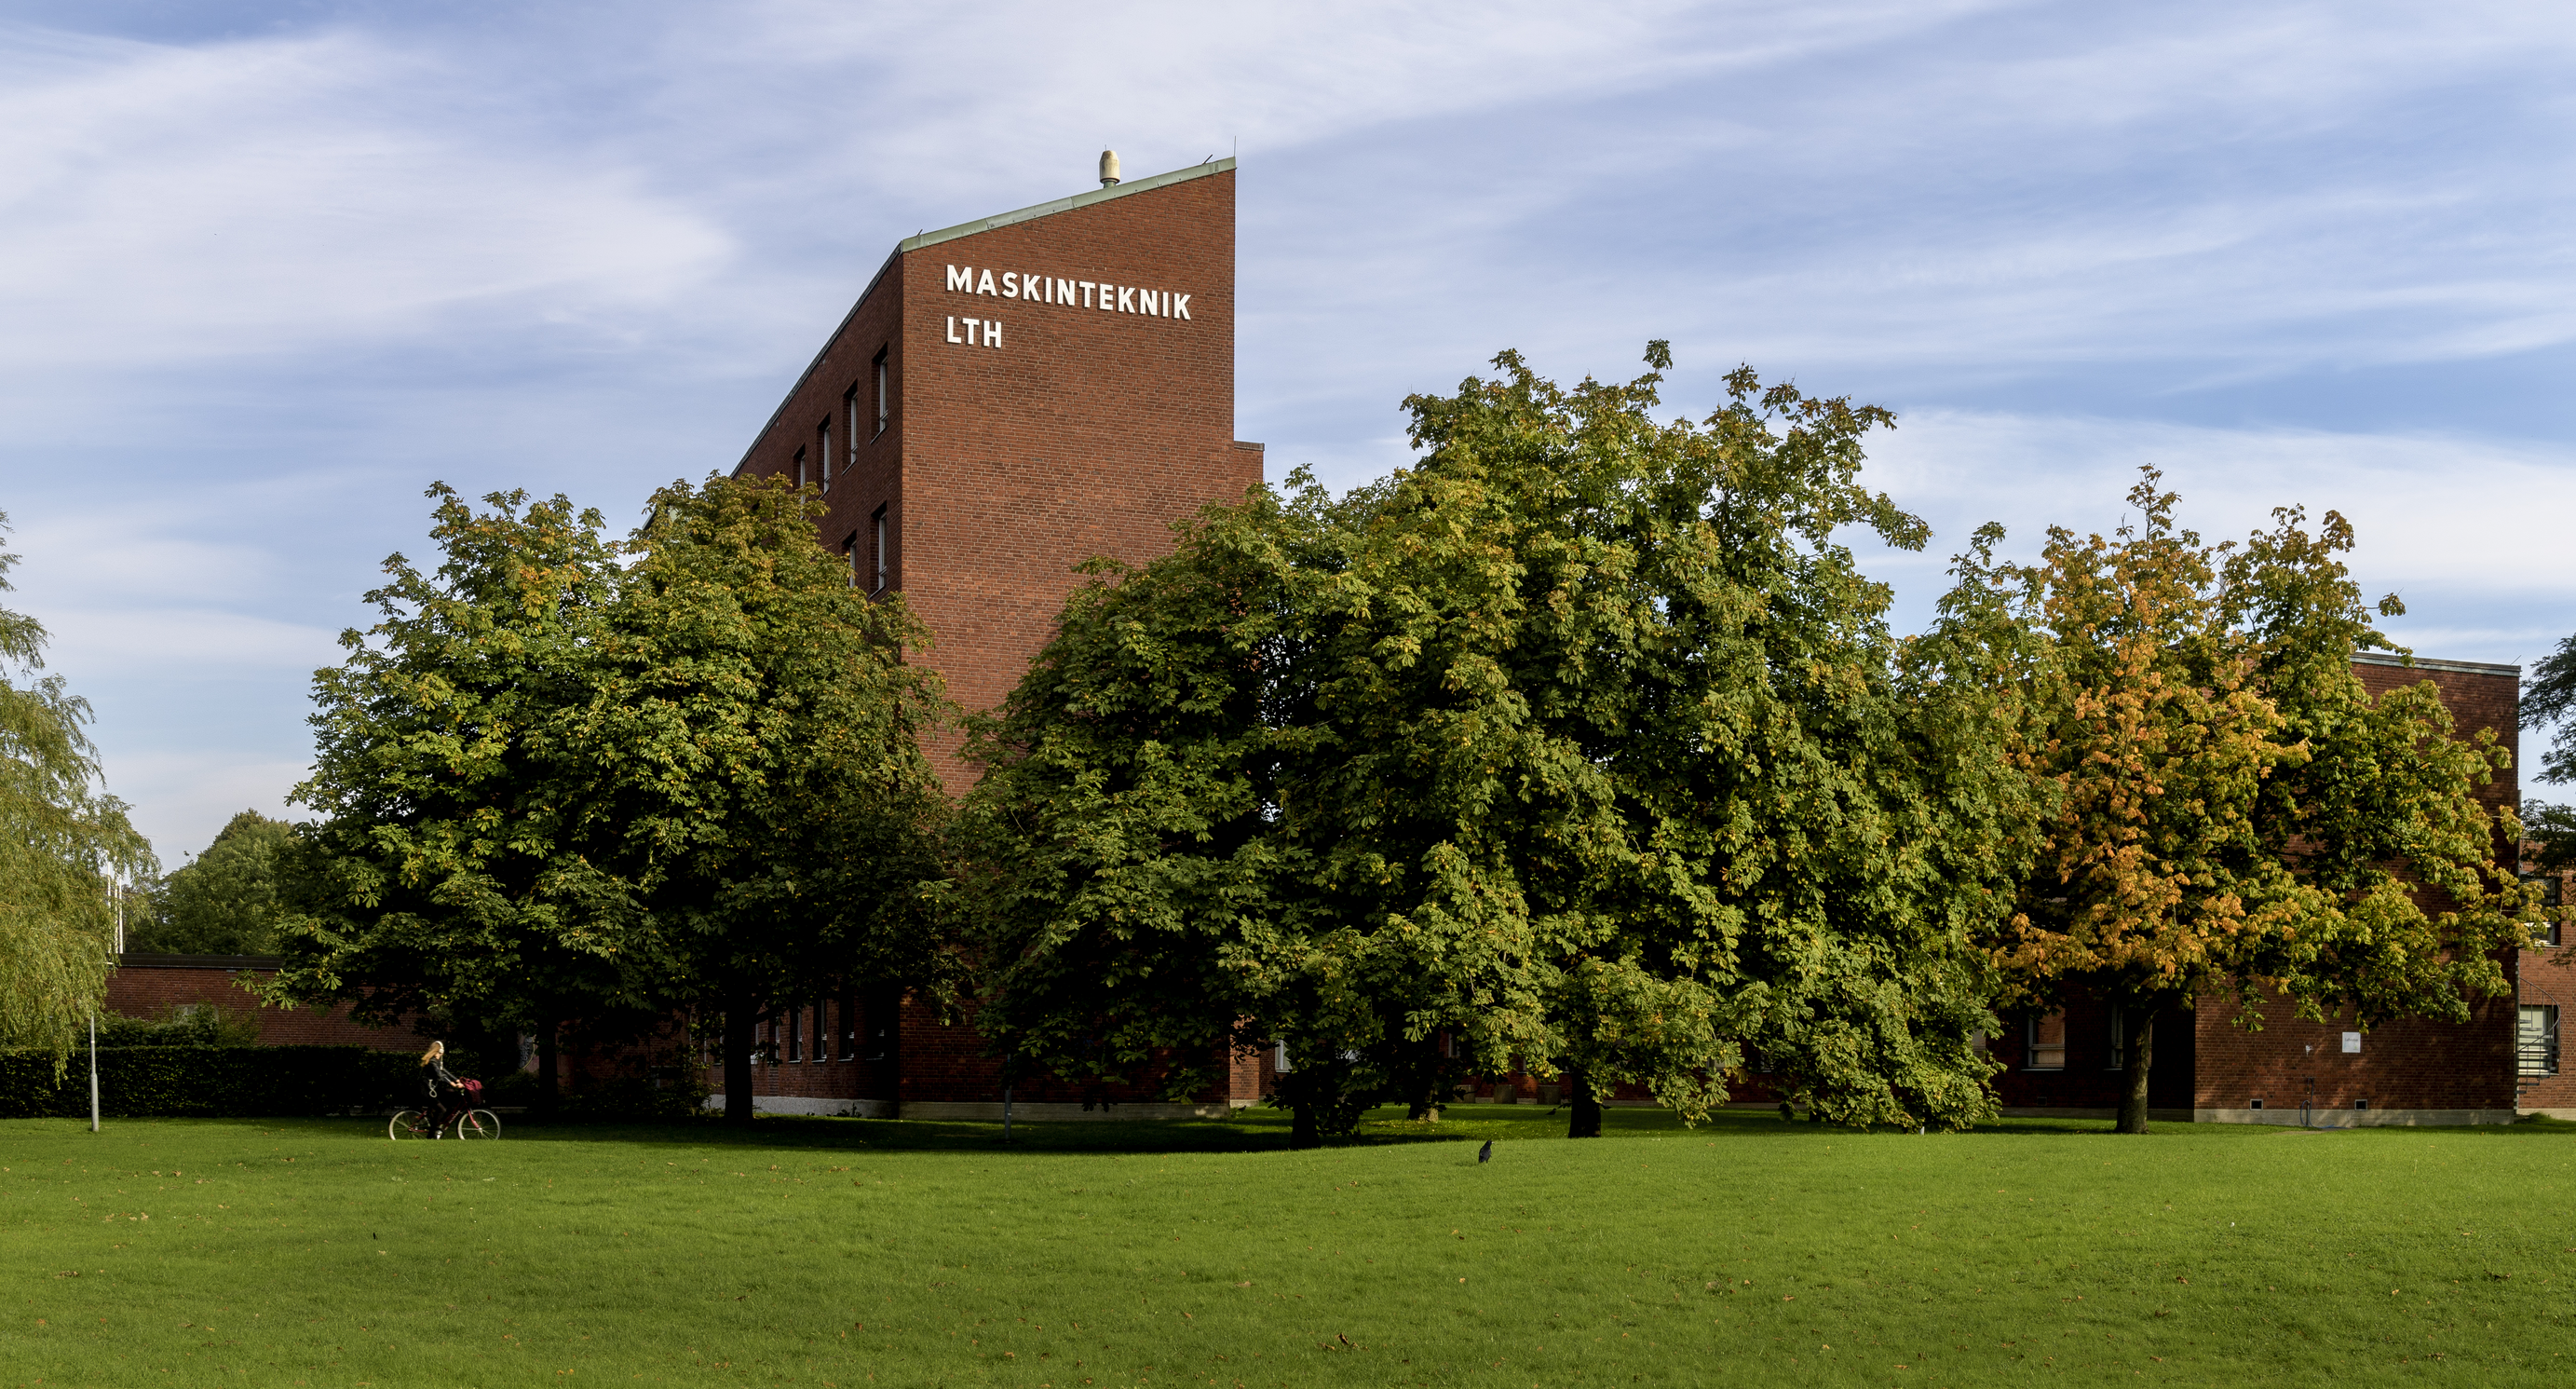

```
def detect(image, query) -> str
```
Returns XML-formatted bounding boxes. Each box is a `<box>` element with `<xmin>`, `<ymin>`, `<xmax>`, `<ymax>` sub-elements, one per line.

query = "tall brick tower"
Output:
<box><xmin>733</xmin><ymin>155</ymin><xmax>1259</xmax><ymax>789</ymax></box>
<box><xmin>720</xmin><ymin>157</ymin><xmax>1268</xmax><ymax>1119</ymax></box>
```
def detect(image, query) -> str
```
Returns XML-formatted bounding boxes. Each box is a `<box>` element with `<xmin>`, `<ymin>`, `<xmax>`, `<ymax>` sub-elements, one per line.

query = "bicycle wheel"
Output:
<box><xmin>388</xmin><ymin>1110</ymin><xmax>427</xmax><ymax>1140</ymax></box>
<box><xmin>453</xmin><ymin>1109</ymin><xmax>502</xmax><ymax>1139</ymax></box>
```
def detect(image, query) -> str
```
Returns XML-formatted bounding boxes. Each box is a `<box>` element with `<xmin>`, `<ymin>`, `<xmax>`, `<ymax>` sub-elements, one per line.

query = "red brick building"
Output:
<box><xmin>721</xmin><ymin>155</ymin><xmax>1267</xmax><ymax>1119</ymax></box>
<box><xmin>105</xmin><ymin>954</ymin><xmax>420</xmax><ymax>1053</ymax></box>
<box><xmin>714</xmin><ymin>154</ymin><xmax>2555</xmax><ymax>1128</ymax></box>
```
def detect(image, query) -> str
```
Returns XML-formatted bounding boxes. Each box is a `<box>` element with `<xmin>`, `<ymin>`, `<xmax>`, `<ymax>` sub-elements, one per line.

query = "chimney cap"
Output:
<box><xmin>1098</xmin><ymin>149</ymin><xmax>1121</xmax><ymax>186</ymax></box>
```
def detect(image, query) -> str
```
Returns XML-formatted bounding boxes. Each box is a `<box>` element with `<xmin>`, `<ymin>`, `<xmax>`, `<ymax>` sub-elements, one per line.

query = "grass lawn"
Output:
<box><xmin>6</xmin><ymin>1105</ymin><xmax>2575</xmax><ymax>1387</ymax></box>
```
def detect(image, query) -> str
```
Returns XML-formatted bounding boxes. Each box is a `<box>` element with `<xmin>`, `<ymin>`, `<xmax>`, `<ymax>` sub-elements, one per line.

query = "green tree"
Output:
<box><xmin>959</xmin><ymin>349</ymin><xmax>2030</xmax><ymax>1144</ymax></box>
<box><xmin>2523</xmin><ymin>631</ymin><xmax>2576</xmax><ymax>789</ymax></box>
<box><xmin>583</xmin><ymin>475</ymin><xmax>952</xmax><ymax>1123</ymax></box>
<box><xmin>267</xmin><ymin>486</ymin><xmax>643</xmax><ymax>1105</ymax></box>
<box><xmin>0</xmin><ymin>511</ymin><xmax>156</xmax><ymax>1069</ymax></box>
<box><xmin>1971</xmin><ymin>471</ymin><xmax>2531</xmax><ymax>1133</ymax></box>
<box><xmin>132</xmin><ymin>810</ymin><xmax>296</xmax><ymax>954</ymax></box>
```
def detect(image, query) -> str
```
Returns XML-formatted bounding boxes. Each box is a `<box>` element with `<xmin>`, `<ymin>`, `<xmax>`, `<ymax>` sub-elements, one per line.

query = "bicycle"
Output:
<box><xmin>388</xmin><ymin>1078</ymin><xmax>500</xmax><ymax>1139</ymax></box>
<box><xmin>387</xmin><ymin>1105</ymin><xmax>501</xmax><ymax>1139</ymax></box>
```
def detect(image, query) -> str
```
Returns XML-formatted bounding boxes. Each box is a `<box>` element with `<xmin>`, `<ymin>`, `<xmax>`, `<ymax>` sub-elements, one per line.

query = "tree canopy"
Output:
<box><xmin>130</xmin><ymin>810</ymin><xmax>296</xmax><ymax>955</ymax></box>
<box><xmin>268</xmin><ymin>477</ymin><xmax>951</xmax><ymax>1117</ymax></box>
<box><xmin>957</xmin><ymin>348</ymin><xmax>2035</xmax><ymax>1143</ymax></box>
<box><xmin>0</xmin><ymin>511</ymin><xmax>155</xmax><ymax>1068</ymax></box>
<box><xmin>1962</xmin><ymin>470</ymin><xmax>2533</xmax><ymax>1131</ymax></box>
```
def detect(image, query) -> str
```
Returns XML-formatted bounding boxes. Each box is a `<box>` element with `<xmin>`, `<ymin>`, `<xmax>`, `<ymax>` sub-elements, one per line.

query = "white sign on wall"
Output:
<box><xmin>944</xmin><ymin>263</ymin><xmax>1192</xmax><ymax>348</ymax></box>
<box><xmin>2341</xmin><ymin>1031</ymin><xmax>2362</xmax><ymax>1054</ymax></box>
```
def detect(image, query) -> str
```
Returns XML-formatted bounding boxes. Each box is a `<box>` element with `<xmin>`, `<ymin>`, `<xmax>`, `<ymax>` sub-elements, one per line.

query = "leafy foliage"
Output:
<box><xmin>268</xmin><ymin>486</ymin><xmax>645</xmax><ymax>1065</ymax></box>
<box><xmin>958</xmin><ymin>349</ymin><xmax>2030</xmax><ymax>1141</ymax></box>
<box><xmin>0</xmin><ymin>511</ymin><xmax>155</xmax><ymax>1069</ymax></box>
<box><xmin>271</xmin><ymin>479</ymin><xmax>952</xmax><ymax>1119</ymax></box>
<box><xmin>1962</xmin><ymin>470</ymin><xmax>2530</xmax><ymax>1130</ymax></box>
<box><xmin>129</xmin><ymin>810</ymin><xmax>296</xmax><ymax>955</ymax></box>
<box><xmin>2523</xmin><ymin>630</ymin><xmax>2576</xmax><ymax>787</ymax></box>
<box><xmin>582</xmin><ymin>474</ymin><xmax>952</xmax><ymax>1119</ymax></box>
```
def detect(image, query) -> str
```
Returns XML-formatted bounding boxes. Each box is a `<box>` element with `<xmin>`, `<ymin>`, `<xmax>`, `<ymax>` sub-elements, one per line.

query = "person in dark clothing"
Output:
<box><xmin>421</xmin><ymin>1041</ymin><xmax>465</xmax><ymax>1137</ymax></box>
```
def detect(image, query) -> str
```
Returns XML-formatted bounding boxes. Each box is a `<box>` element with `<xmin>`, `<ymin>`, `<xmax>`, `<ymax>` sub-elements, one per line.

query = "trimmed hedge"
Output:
<box><xmin>0</xmin><ymin>1047</ymin><xmax>420</xmax><ymax>1119</ymax></box>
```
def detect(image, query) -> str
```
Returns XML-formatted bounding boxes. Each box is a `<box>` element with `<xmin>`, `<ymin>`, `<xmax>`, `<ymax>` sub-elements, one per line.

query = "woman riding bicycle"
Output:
<box><xmin>421</xmin><ymin>1041</ymin><xmax>467</xmax><ymax>1137</ymax></box>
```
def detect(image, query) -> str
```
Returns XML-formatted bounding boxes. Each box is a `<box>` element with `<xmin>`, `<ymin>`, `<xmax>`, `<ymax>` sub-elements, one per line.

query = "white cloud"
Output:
<box><xmin>0</xmin><ymin>22</ymin><xmax>732</xmax><ymax>372</ymax></box>
<box><xmin>1860</xmin><ymin>408</ymin><xmax>2576</xmax><ymax>662</ymax></box>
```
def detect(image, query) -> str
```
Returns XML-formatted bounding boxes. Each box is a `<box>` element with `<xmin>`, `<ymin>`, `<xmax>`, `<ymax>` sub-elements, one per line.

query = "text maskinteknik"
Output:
<box><xmin>944</xmin><ymin>265</ymin><xmax>1191</xmax><ymax>320</ymax></box>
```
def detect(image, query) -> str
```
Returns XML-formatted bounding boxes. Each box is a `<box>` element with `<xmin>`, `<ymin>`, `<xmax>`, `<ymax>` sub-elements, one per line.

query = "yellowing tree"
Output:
<box><xmin>1968</xmin><ymin>470</ymin><xmax>2533</xmax><ymax>1132</ymax></box>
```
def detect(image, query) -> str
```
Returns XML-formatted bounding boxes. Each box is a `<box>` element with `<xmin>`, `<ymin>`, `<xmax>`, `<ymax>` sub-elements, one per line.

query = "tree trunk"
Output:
<box><xmin>2116</xmin><ymin>1007</ymin><xmax>2156</xmax><ymax>1135</ymax></box>
<box><xmin>723</xmin><ymin>996</ymin><xmax>756</xmax><ymax>1125</ymax></box>
<box><xmin>1566</xmin><ymin>1067</ymin><xmax>1602</xmax><ymax>1138</ymax></box>
<box><xmin>535</xmin><ymin>1020</ymin><xmax>560</xmax><ymax>1119</ymax></box>
<box><xmin>1290</xmin><ymin>1101</ymin><xmax>1319</xmax><ymax>1151</ymax></box>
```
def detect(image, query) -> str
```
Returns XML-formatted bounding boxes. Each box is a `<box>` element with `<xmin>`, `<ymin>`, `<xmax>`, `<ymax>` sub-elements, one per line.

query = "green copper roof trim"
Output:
<box><xmin>899</xmin><ymin>157</ymin><xmax>1235</xmax><ymax>253</ymax></box>
<box><xmin>2351</xmin><ymin>650</ymin><xmax>2520</xmax><ymax>677</ymax></box>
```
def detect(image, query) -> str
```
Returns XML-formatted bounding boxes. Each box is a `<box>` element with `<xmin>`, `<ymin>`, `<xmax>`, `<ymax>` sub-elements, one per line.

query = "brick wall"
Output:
<box><xmin>105</xmin><ymin>956</ymin><xmax>421</xmax><ymax>1052</ymax></box>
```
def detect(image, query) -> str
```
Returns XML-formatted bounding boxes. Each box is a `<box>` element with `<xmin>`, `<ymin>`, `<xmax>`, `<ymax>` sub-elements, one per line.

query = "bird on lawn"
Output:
<box><xmin>1477</xmin><ymin>1140</ymin><xmax>1493</xmax><ymax>1164</ymax></box>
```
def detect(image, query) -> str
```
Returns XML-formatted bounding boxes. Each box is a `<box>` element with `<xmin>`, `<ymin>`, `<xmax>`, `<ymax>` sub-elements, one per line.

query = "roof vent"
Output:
<box><xmin>1098</xmin><ymin>149</ymin><xmax>1120</xmax><ymax>186</ymax></box>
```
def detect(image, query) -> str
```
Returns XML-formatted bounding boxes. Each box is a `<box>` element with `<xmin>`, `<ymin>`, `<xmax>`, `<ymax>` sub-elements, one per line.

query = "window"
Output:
<box><xmin>2524</xmin><ymin>872</ymin><xmax>2564</xmax><ymax>946</ymax></box>
<box><xmin>2107</xmin><ymin>1006</ymin><xmax>2128</xmax><ymax>1071</ymax></box>
<box><xmin>786</xmin><ymin>1008</ymin><xmax>802</xmax><ymax>1062</ymax></box>
<box><xmin>793</xmin><ymin>446</ymin><xmax>807</xmax><ymax>491</ymax></box>
<box><xmin>871</xmin><ymin>505</ymin><xmax>888</xmax><ymax>592</ymax></box>
<box><xmin>819</xmin><ymin>420</ymin><xmax>833</xmax><ymax>487</ymax></box>
<box><xmin>845</xmin><ymin>387</ymin><xmax>861</xmax><ymax>472</ymax></box>
<box><xmin>813</xmin><ymin>1003</ymin><xmax>830</xmax><ymax>1066</ymax></box>
<box><xmin>2522</xmin><ymin>1004</ymin><xmax>2560</xmax><ymax>1078</ymax></box>
<box><xmin>2026</xmin><ymin>1011</ymin><xmax>2067</xmax><ymax>1070</ymax></box>
<box><xmin>839</xmin><ymin>994</ymin><xmax>859</xmax><ymax>1061</ymax></box>
<box><xmin>873</xmin><ymin>348</ymin><xmax>889</xmax><ymax>436</ymax></box>
<box><xmin>842</xmin><ymin>532</ymin><xmax>861</xmax><ymax>587</ymax></box>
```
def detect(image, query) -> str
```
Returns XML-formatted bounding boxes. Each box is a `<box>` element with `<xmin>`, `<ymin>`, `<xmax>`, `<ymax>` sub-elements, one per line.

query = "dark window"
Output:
<box><xmin>845</xmin><ymin>387</ymin><xmax>861</xmax><ymax>473</ymax></box>
<box><xmin>813</xmin><ymin>1003</ymin><xmax>830</xmax><ymax>1066</ymax></box>
<box><xmin>873</xmin><ymin>348</ymin><xmax>889</xmax><ymax>436</ymax></box>
<box><xmin>871</xmin><ymin>505</ymin><xmax>888</xmax><ymax>592</ymax></box>
<box><xmin>2107</xmin><ymin>1006</ymin><xmax>2127</xmax><ymax>1070</ymax></box>
<box><xmin>2525</xmin><ymin>872</ymin><xmax>2565</xmax><ymax>946</ymax></box>
<box><xmin>839</xmin><ymin>994</ymin><xmax>859</xmax><ymax>1060</ymax></box>
<box><xmin>819</xmin><ymin>420</ymin><xmax>833</xmax><ymax>487</ymax></box>
<box><xmin>786</xmin><ymin>1008</ymin><xmax>802</xmax><ymax>1062</ymax></box>
<box><xmin>842</xmin><ymin>532</ymin><xmax>861</xmax><ymax>587</ymax></box>
<box><xmin>793</xmin><ymin>446</ymin><xmax>807</xmax><ymax>491</ymax></box>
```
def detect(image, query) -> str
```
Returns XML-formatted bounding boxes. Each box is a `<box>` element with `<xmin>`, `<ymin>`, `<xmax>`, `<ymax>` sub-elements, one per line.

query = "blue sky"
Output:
<box><xmin>2</xmin><ymin>0</ymin><xmax>2570</xmax><ymax>860</ymax></box>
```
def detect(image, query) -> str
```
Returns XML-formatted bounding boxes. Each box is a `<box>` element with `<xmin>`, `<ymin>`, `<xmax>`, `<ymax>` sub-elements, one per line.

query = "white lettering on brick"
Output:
<box><xmin>1055</xmin><ymin>278</ymin><xmax>1075</xmax><ymax>305</ymax></box>
<box><xmin>946</xmin><ymin>316</ymin><xmax>962</xmax><ymax>343</ymax></box>
<box><xmin>984</xmin><ymin>320</ymin><xmax>1002</xmax><ymax>348</ymax></box>
<box><xmin>1173</xmin><ymin>293</ymin><xmax>1190</xmax><ymax>320</ymax></box>
<box><xmin>1078</xmin><ymin>280</ymin><xmax>1095</xmax><ymax>307</ymax></box>
<box><xmin>976</xmin><ymin>269</ymin><xmax>997</xmax><ymax>296</ymax></box>
<box><xmin>1116</xmin><ymin>285</ymin><xmax>1135</xmax><ymax>313</ymax></box>
<box><xmin>960</xmin><ymin>317</ymin><xmax>980</xmax><ymax>344</ymax></box>
<box><xmin>947</xmin><ymin>265</ymin><xmax>973</xmax><ymax>293</ymax></box>
<box><xmin>1001</xmin><ymin>272</ymin><xmax>1019</xmax><ymax>299</ymax></box>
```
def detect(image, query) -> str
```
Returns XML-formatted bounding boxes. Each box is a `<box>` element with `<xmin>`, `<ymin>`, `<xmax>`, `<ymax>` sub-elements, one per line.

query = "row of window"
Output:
<box><xmin>707</xmin><ymin>1001</ymin><xmax>885</xmax><ymax>1066</ymax></box>
<box><xmin>791</xmin><ymin>350</ymin><xmax>892</xmax><ymax>495</ymax></box>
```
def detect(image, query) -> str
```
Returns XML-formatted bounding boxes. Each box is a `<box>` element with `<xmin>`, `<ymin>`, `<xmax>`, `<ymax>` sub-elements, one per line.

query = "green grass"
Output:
<box><xmin>7</xmin><ymin>1105</ymin><xmax>2576</xmax><ymax>1387</ymax></box>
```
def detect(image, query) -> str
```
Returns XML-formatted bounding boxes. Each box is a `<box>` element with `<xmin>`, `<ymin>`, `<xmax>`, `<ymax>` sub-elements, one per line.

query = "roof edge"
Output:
<box><xmin>732</xmin><ymin>246</ymin><xmax>904</xmax><ymax>478</ymax></box>
<box><xmin>2352</xmin><ymin>650</ymin><xmax>2522</xmax><ymax>677</ymax></box>
<box><xmin>898</xmin><ymin>157</ymin><xmax>1235</xmax><ymax>253</ymax></box>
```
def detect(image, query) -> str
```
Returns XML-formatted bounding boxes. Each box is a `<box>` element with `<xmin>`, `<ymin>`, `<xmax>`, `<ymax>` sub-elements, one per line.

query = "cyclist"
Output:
<box><xmin>421</xmin><ymin>1041</ymin><xmax>467</xmax><ymax>1137</ymax></box>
